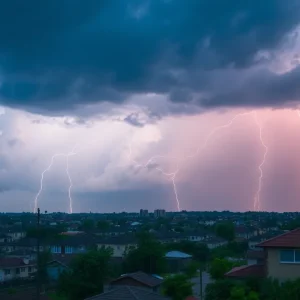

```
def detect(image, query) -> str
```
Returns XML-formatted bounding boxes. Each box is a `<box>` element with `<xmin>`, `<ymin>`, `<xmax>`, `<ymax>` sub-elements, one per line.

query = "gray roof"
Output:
<box><xmin>165</xmin><ymin>251</ymin><xmax>192</xmax><ymax>259</ymax></box>
<box><xmin>85</xmin><ymin>286</ymin><xmax>170</xmax><ymax>300</ymax></box>
<box><xmin>111</xmin><ymin>271</ymin><xmax>163</xmax><ymax>287</ymax></box>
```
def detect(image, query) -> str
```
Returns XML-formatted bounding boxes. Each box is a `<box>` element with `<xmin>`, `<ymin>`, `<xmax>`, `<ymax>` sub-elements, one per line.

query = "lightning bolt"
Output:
<box><xmin>128</xmin><ymin>111</ymin><xmax>268</xmax><ymax>212</ymax></box>
<box><xmin>33</xmin><ymin>146</ymin><xmax>77</xmax><ymax>213</ymax></box>
<box><xmin>253</xmin><ymin>112</ymin><xmax>268</xmax><ymax>211</ymax></box>
<box><xmin>66</xmin><ymin>145</ymin><xmax>78</xmax><ymax>214</ymax></box>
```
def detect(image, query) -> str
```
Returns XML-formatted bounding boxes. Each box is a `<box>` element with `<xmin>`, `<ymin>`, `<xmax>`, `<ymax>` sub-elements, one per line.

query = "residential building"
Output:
<box><xmin>0</xmin><ymin>257</ymin><xmax>36</xmax><ymax>282</ymax></box>
<box><xmin>96</xmin><ymin>236</ymin><xmax>137</xmax><ymax>258</ymax></box>
<box><xmin>140</xmin><ymin>209</ymin><xmax>149</xmax><ymax>217</ymax></box>
<box><xmin>257</xmin><ymin>228</ymin><xmax>300</xmax><ymax>281</ymax></box>
<box><xmin>165</xmin><ymin>251</ymin><xmax>192</xmax><ymax>273</ymax></box>
<box><xmin>226</xmin><ymin>228</ymin><xmax>300</xmax><ymax>281</ymax></box>
<box><xmin>154</xmin><ymin>210</ymin><xmax>166</xmax><ymax>218</ymax></box>
<box><xmin>84</xmin><ymin>286</ymin><xmax>170</xmax><ymax>300</ymax></box>
<box><xmin>109</xmin><ymin>271</ymin><xmax>163</xmax><ymax>292</ymax></box>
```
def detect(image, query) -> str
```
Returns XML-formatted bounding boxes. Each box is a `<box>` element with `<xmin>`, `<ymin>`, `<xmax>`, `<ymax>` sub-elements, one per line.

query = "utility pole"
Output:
<box><xmin>36</xmin><ymin>208</ymin><xmax>40</xmax><ymax>300</ymax></box>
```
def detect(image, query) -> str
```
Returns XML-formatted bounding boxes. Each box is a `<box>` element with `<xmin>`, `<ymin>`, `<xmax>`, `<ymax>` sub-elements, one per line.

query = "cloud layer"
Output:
<box><xmin>0</xmin><ymin>1</ymin><xmax>300</xmax><ymax>114</ymax></box>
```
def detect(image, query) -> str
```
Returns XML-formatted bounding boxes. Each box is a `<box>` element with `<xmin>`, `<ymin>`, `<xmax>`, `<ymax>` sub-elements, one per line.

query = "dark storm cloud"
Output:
<box><xmin>201</xmin><ymin>66</ymin><xmax>300</xmax><ymax>108</ymax></box>
<box><xmin>0</xmin><ymin>0</ymin><xmax>299</xmax><ymax>113</ymax></box>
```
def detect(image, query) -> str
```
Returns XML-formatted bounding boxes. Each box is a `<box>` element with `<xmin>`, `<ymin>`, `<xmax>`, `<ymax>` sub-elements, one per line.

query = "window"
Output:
<box><xmin>20</xmin><ymin>267</ymin><xmax>25</xmax><ymax>272</ymax></box>
<box><xmin>16</xmin><ymin>268</ymin><xmax>20</xmax><ymax>274</ymax></box>
<box><xmin>28</xmin><ymin>267</ymin><xmax>32</xmax><ymax>273</ymax></box>
<box><xmin>4</xmin><ymin>269</ymin><xmax>10</xmax><ymax>275</ymax></box>
<box><xmin>51</xmin><ymin>246</ymin><xmax>62</xmax><ymax>254</ymax></box>
<box><xmin>65</xmin><ymin>246</ymin><xmax>73</xmax><ymax>254</ymax></box>
<box><xmin>280</xmin><ymin>250</ymin><xmax>300</xmax><ymax>263</ymax></box>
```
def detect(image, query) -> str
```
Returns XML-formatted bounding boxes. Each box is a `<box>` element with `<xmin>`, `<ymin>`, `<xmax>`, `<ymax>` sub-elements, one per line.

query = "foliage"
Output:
<box><xmin>57</xmin><ymin>248</ymin><xmax>112</xmax><ymax>300</ymax></box>
<box><xmin>211</xmin><ymin>241</ymin><xmax>247</xmax><ymax>260</ymax></box>
<box><xmin>123</xmin><ymin>232</ymin><xmax>167</xmax><ymax>274</ymax></box>
<box><xmin>205</xmin><ymin>279</ymin><xmax>236</xmax><ymax>300</ymax></box>
<box><xmin>97</xmin><ymin>220</ymin><xmax>110</xmax><ymax>230</ymax></box>
<box><xmin>229</xmin><ymin>286</ymin><xmax>247</xmax><ymax>300</ymax></box>
<box><xmin>162</xmin><ymin>274</ymin><xmax>193</xmax><ymax>300</ymax></box>
<box><xmin>26</xmin><ymin>225</ymin><xmax>66</xmax><ymax>240</ymax></box>
<box><xmin>215</xmin><ymin>221</ymin><xmax>235</xmax><ymax>241</ymax></box>
<box><xmin>184</xmin><ymin>260</ymin><xmax>200</xmax><ymax>278</ymax></box>
<box><xmin>208</xmin><ymin>258</ymin><xmax>235</xmax><ymax>280</ymax></box>
<box><xmin>38</xmin><ymin>249</ymin><xmax>52</xmax><ymax>284</ymax></box>
<box><xmin>79</xmin><ymin>219</ymin><xmax>95</xmax><ymax>232</ymax></box>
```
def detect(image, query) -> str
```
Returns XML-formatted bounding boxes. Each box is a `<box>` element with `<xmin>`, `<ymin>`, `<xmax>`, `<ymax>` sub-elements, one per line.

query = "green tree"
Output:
<box><xmin>205</xmin><ymin>279</ymin><xmax>235</xmax><ymax>300</ymax></box>
<box><xmin>162</xmin><ymin>274</ymin><xmax>193</xmax><ymax>300</ymax></box>
<box><xmin>123</xmin><ymin>232</ymin><xmax>166</xmax><ymax>274</ymax></box>
<box><xmin>38</xmin><ymin>250</ymin><xmax>52</xmax><ymax>285</ymax></box>
<box><xmin>184</xmin><ymin>260</ymin><xmax>200</xmax><ymax>278</ymax></box>
<box><xmin>57</xmin><ymin>248</ymin><xmax>112</xmax><ymax>300</ymax></box>
<box><xmin>229</xmin><ymin>286</ymin><xmax>247</xmax><ymax>300</ymax></box>
<box><xmin>80</xmin><ymin>219</ymin><xmax>95</xmax><ymax>232</ymax></box>
<box><xmin>215</xmin><ymin>221</ymin><xmax>235</xmax><ymax>241</ymax></box>
<box><xmin>208</xmin><ymin>258</ymin><xmax>233</xmax><ymax>280</ymax></box>
<box><xmin>97</xmin><ymin>220</ymin><xmax>110</xmax><ymax>231</ymax></box>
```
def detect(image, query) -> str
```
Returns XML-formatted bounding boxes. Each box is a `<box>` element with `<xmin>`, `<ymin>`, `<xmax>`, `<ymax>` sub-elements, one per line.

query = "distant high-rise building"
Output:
<box><xmin>154</xmin><ymin>209</ymin><xmax>166</xmax><ymax>218</ymax></box>
<box><xmin>140</xmin><ymin>209</ymin><xmax>149</xmax><ymax>217</ymax></box>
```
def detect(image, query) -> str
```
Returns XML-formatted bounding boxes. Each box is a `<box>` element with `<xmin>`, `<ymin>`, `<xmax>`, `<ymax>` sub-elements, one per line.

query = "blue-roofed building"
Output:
<box><xmin>165</xmin><ymin>251</ymin><xmax>192</xmax><ymax>273</ymax></box>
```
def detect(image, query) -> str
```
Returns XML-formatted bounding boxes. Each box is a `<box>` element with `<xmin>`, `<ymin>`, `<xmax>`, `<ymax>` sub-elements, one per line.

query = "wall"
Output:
<box><xmin>267</xmin><ymin>248</ymin><xmax>300</xmax><ymax>281</ymax></box>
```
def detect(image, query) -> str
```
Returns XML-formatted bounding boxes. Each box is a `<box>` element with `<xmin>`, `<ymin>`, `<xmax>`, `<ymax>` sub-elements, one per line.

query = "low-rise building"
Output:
<box><xmin>0</xmin><ymin>257</ymin><xmax>36</xmax><ymax>282</ymax></box>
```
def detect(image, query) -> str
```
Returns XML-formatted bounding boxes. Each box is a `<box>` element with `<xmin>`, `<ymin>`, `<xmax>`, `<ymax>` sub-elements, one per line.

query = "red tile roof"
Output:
<box><xmin>225</xmin><ymin>264</ymin><xmax>265</xmax><ymax>278</ymax></box>
<box><xmin>257</xmin><ymin>228</ymin><xmax>300</xmax><ymax>248</ymax></box>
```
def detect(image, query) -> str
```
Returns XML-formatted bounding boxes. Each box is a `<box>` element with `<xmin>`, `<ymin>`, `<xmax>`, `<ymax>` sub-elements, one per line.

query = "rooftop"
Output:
<box><xmin>85</xmin><ymin>286</ymin><xmax>170</xmax><ymax>300</ymax></box>
<box><xmin>111</xmin><ymin>271</ymin><xmax>163</xmax><ymax>287</ymax></box>
<box><xmin>165</xmin><ymin>251</ymin><xmax>192</xmax><ymax>259</ymax></box>
<box><xmin>225</xmin><ymin>264</ymin><xmax>265</xmax><ymax>278</ymax></box>
<box><xmin>257</xmin><ymin>228</ymin><xmax>300</xmax><ymax>248</ymax></box>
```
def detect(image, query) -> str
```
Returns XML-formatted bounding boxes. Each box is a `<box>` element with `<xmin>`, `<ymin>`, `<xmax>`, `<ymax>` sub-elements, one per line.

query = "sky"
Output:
<box><xmin>1</xmin><ymin>1</ymin><xmax>300</xmax><ymax>213</ymax></box>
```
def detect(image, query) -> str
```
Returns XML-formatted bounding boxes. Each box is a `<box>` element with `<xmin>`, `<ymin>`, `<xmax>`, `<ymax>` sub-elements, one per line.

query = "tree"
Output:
<box><xmin>208</xmin><ymin>258</ymin><xmax>233</xmax><ymax>280</ymax></box>
<box><xmin>162</xmin><ymin>274</ymin><xmax>193</xmax><ymax>300</ymax></box>
<box><xmin>39</xmin><ymin>250</ymin><xmax>52</xmax><ymax>286</ymax></box>
<box><xmin>229</xmin><ymin>286</ymin><xmax>247</xmax><ymax>300</ymax></box>
<box><xmin>97</xmin><ymin>220</ymin><xmax>110</xmax><ymax>231</ymax></box>
<box><xmin>123</xmin><ymin>232</ymin><xmax>166</xmax><ymax>274</ymax></box>
<box><xmin>57</xmin><ymin>248</ymin><xmax>112</xmax><ymax>300</ymax></box>
<box><xmin>215</xmin><ymin>221</ymin><xmax>235</xmax><ymax>241</ymax></box>
<box><xmin>205</xmin><ymin>279</ymin><xmax>236</xmax><ymax>300</ymax></box>
<box><xmin>80</xmin><ymin>219</ymin><xmax>95</xmax><ymax>232</ymax></box>
<box><xmin>184</xmin><ymin>260</ymin><xmax>200</xmax><ymax>278</ymax></box>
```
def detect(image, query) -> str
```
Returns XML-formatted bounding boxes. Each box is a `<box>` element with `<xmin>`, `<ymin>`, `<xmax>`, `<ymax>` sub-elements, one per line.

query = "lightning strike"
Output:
<box><xmin>253</xmin><ymin>112</ymin><xmax>268</xmax><ymax>211</ymax></box>
<box><xmin>66</xmin><ymin>145</ymin><xmax>78</xmax><ymax>214</ymax></box>
<box><xmin>34</xmin><ymin>145</ymin><xmax>77</xmax><ymax>213</ymax></box>
<box><xmin>128</xmin><ymin>110</ymin><xmax>267</xmax><ymax>212</ymax></box>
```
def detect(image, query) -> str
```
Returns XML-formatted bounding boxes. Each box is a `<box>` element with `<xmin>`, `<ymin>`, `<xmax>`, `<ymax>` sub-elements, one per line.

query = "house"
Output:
<box><xmin>0</xmin><ymin>234</ymin><xmax>12</xmax><ymax>243</ymax></box>
<box><xmin>226</xmin><ymin>228</ymin><xmax>300</xmax><ymax>282</ymax></box>
<box><xmin>256</xmin><ymin>228</ymin><xmax>300</xmax><ymax>281</ymax></box>
<box><xmin>205</xmin><ymin>237</ymin><xmax>228</xmax><ymax>249</ymax></box>
<box><xmin>0</xmin><ymin>257</ymin><xmax>36</xmax><ymax>282</ymax></box>
<box><xmin>5</xmin><ymin>227</ymin><xmax>26</xmax><ymax>241</ymax></box>
<box><xmin>46</xmin><ymin>254</ymin><xmax>75</xmax><ymax>281</ymax></box>
<box><xmin>246</xmin><ymin>250</ymin><xmax>265</xmax><ymax>265</ymax></box>
<box><xmin>225</xmin><ymin>264</ymin><xmax>265</xmax><ymax>279</ymax></box>
<box><xmin>97</xmin><ymin>236</ymin><xmax>137</xmax><ymax>258</ymax></box>
<box><xmin>109</xmin><ymin>271</ymin><xmax>163</xmax><ymax>292</ymax></box>
<box><xmin>235</xmin><ymin>226</ymin><xmax>256</xmax><ymax>240</ymax></box>
<box><xmin>49</xmin><ymin>233</ymin><xmax>96</xmax><ymax>254</ymax></box>
<box><xmin>84</xmin><ymin>286</ymin><xmax>170</xmax><ymax>300</ymax></box>
<box><xmin>165</xmin><ymin>251</ymin><xmax>192</xmax><ymax>273</ymax></box>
